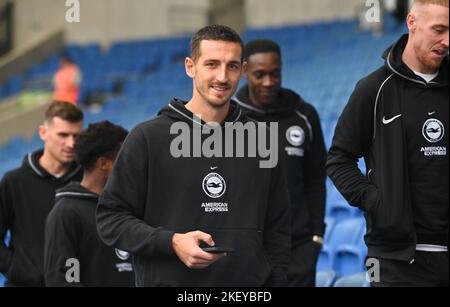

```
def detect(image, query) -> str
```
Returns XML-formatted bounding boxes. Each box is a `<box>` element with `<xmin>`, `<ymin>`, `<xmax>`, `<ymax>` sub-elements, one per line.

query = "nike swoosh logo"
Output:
<box><xmin>382</xmin><ymin>114</ymin><xmax>402</xmax><ymax>125</ymax></box>
<box><xmin>210</xmin><ymin>167</ymin><xmax>218</xmax><ymax>170</ymax></box>
<box><xmin>428</xmin><ymin>112</ymin><xmax>436</xmax><ymax>116</ymax></box>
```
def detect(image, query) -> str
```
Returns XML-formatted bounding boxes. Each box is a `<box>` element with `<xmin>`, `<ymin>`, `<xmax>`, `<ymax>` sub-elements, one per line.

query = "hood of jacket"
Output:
<box><xmin>23</xmin><ymin>149</ymin><xmax>82</xmax><ymax>183</ymax></box>
<box><xmin>383</xmin><ymin>34</ymin><xmax>449</xmax><ymax>87</ymax></box>
<box><xmin>158</xmin><ymin>98</ymin><xmax>244</xmax><ymax>127</ymax></box>
<box><xmin>55</xmin><ymin>182</ymin><xmax>98</xmax><ymax>203</ymax></box>
<box><xmin>235</xmin><ymin>85</ymin><xmax>305</xmax><ymax>115</ymax></box>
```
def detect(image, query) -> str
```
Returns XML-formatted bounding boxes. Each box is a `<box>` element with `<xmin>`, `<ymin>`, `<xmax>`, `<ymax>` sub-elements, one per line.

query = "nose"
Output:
<box><xmin>216</xmin><ymin>65</ymin><xmax>229</xmax><ymax>83</ymax></box>
<box><xmin>67</xmin><ymin>135</ymin><xmax>76</xmax><ymax>149</ymax></box>
<box><xmin>262</xmin><ymin>75</ymin><xmax>275</xmax><ymax>87</ymax></box>
<box><xmin>442</xmin><ymin>35</ymin><xmax>449</xmax><ymax>49</ymax></box>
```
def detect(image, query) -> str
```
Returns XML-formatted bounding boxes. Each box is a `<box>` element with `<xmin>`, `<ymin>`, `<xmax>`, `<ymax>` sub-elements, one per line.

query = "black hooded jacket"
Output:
<box><xmin>97</xmin><ymin>99</ymin><xmax>291</xmax><ymax>287</ymax></box>
<box><xmin>326</xmin><ymin>34</ymin><xmax>449</xmax><ymax>262</ymax></box>
<box><xmin>44</xmin><ymin>182</ymin><xmax>134</xmax><ymax>287</ymax></box>
<box><xmin>0</xmin><ymin>150</ymin><xmax>82</xmax><ymax>286</ymax></box>
<box><xmin>236</xmin><ymin>87</ymin><xmax>327</xmax><ymax>243</ymax></box>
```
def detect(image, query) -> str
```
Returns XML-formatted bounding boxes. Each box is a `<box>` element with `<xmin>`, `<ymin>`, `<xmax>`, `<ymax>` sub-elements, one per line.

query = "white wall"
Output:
<box><xmin>14</xmin><ymin>0</ymin><xmax>66</xmax><ymax>49</ymax></box>
<box><xmin>245</xmin><ymin>0</ymin><xmax>365</xmax><ymax>28</ymax></box>
<box><xmin>13</xmin><ymin>0</ymin><xmax>376</xmax><ymax>49</ymax></box>
<box><xmin>13</xmin><ymin>0</ymin><xmax>209</xmax><ymax>48</ymax></box>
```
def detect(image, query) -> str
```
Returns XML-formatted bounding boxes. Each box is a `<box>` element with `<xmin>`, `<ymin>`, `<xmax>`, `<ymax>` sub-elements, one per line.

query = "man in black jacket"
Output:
<box><xmin>44</xmin><ymin>120</ymin><xmax>133</xmax><ymax>287</ymax></box>
<box><xmin>96</xmin><ymin>25</ymin><xmax>291</xmax><ymax>287</ymax></box>
<box><xmin>0</xmin><ymin>101</ymin><xmax>83</xmax><ymax>286</ymax></box>
<box><xmin>236</xmin><ymin>39</ymin><xmax>327</xmax><ymax>287</ymax></box>
<box><xmin>327</xmin><ymin>0</ymin><xmax>448</xmax><ymax>286</ymax></box>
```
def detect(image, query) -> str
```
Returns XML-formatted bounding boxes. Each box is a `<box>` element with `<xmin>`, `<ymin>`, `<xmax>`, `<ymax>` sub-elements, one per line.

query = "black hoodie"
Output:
<box><xmin>0</xmin><ymin>150</ymin><xmax>82</xmax><ymax>286</ymax></box>
<box><xmin>44</xmin><ymin>182</ymin><xmax>134</xmax><ymax>287</ymax></box>
<box><xmin>97</xmin><ymin>99</ymin><xmax>291</xmax><ymax>287</ymax></box>
<box><xmin>235</xmin><ymin>87</ymin><xmax>327</xmax><ymax>243</ymax></box>
<box><xmin>326</xmin><ymin>34</ymin><xmax>449</xmax><ymax>261</ymax></box>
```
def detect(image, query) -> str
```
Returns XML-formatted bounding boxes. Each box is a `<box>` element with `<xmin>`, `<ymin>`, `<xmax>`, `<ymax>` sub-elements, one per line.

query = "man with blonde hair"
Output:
<box><xmin>327</xmin><ymin>0</ymin><xmax>448</xmax><ymax>286</ymax></box>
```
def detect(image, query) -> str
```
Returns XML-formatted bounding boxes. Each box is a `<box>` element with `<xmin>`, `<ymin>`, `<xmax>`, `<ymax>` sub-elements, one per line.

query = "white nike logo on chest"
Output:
<box><xmin>382</xmin><ymin>114</ymin><xmax>402</xmax><ymax>125</ymax></box>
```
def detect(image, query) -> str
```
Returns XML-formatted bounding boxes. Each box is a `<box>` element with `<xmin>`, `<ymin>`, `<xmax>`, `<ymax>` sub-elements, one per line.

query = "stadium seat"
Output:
<box><xmin>316</xmin><ymin>270</ymin><xmax>338</xmax><ymax>287</ymax></box>
<box><xmin>334</xmin><ymin>272</ymin><xmax>370</xmax><ymax>287</ymax></box>
<box><xmin>327</xmin><ymin>185</ymin><xmax>362</xmax><ymax>221</ymax></box>
<box><xmin>318</xmin><ymin>218</ymin><xmax>366</xmax><ymax>272</ymax></box>
<box><xmin>316</xmin><ymin>217</ymin><xmax>337</xmax><ymax>271</ymax></box>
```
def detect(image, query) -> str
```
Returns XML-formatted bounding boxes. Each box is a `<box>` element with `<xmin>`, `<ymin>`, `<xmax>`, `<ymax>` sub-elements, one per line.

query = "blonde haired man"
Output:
<box><xmin>327</xmin><ymin>0</ymin><xmax>448</xmax><ymax>286</ymax></box>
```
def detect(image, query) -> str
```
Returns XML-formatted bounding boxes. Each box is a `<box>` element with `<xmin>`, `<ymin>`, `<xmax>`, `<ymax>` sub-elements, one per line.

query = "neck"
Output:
<box><xmin>248</xmin><ymin>91</ymin><xmax>267</xmax><ymax>109</ymax></box>
<box><xmin>39</xmin><ymin>151</ymin><xmax>71</xmax><ymax>177</ymax></box>
<box><xmin>80</xmin><ymin>171</ymin><xmax>106</xmax><ymax>195</ymax></box>
<box><xmin>185</xmin><ymin>93</ymin><xmax>230</xmax><ymax>124</ymax></box>
<box><xmin>402</xmin><ymin>38</ymin><xmax>438</xmax><ymax>74</ymax></box>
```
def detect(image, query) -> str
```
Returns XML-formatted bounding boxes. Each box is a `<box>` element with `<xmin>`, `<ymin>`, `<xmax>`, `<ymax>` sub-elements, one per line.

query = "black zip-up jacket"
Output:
<box><xmin>44</xmin><ymin>182</ymin><xmax>134</xmax><ymax>287</ymax></box>
<box><xmin>326</xmin><ymin>34</ymin><xmax>449</xmax><ymax>262</ymax></box>
<box><xmin>236</xmin><ymin>86</ymin><xmax>327</xmax><ymax>243</ymax></box>
<box><xmin>97</xmin><ymin>99</ymin><xmax>291</xmax><ymax>287</ymax></box>
<box><xmin>0</xmin><ymin>150</ymin><xmax>82</xmax><ymax>286</ymax></box>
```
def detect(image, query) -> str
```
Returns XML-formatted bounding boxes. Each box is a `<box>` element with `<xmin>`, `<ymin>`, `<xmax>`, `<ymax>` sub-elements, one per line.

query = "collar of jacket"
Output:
<box><xmin>159</xmin><ymin>98</ymin><xmax>244</xmax><ymax>128</ymax></box>
<box><xmin>55</xmin><ymin>182</ymin><xmax>98</xmax><ymax>202</ymax></box>
<box><xmin>235</xmin><ymin>85</ymin><xmax>304</xmax><ymax>116</ymax></box>
<box><xmin>383</xmin><ymin>34</ymin><xmax>449</xmax><ymax>87</ymax></box>
<box><xmin>24</xmin><ymin>149</ymin><xmax>82</xmax><ymax>183</ymax></box>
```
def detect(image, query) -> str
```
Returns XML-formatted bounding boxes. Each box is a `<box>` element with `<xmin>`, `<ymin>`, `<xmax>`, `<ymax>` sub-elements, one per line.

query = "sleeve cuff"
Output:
<box><xmin>155</xmin><ymin>230</ymin><xmax>176</xmax><ymax>256</ymax></box>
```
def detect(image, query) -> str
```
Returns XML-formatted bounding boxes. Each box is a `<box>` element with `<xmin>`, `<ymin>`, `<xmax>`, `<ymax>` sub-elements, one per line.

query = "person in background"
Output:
<box><xmin>0</xmin><ymin>101</ymin><xmax>84</xmax><ymax>286</ymax></box>
<box><xmin>236</xmin><ymin>39</ymin><xmax>327</xmax><ymax>287</ymax></box>
<box><xmin>53</xmin><ymin>54</ymin><xmax>82</xmax><ymax>104</ymax></box>
<box><xmin>45</xmin><ymin>120</ymin><xmax>133</xmax><ymax>287</ymax></box>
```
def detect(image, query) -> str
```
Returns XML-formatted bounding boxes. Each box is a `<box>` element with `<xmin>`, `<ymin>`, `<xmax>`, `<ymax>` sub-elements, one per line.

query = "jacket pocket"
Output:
<box><xmin>362</xmin><ymin>184</ymin><xmax>382</xmax><ymax>214</ymax></box>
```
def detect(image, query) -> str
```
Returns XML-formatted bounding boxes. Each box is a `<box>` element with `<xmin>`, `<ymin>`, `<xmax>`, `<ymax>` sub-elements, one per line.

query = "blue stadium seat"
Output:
<box><xmin>333</xmin><ymin>218</ymin><xmax>367</xmax><ymax>276</ymax></box>
<box><xmin>333</xmin><ymin>272</ymin><xmax>370</xmax><ymax>287</ymax></box>
<box><xmin>318</xmin><ymin>218</ymin><xmax>366</xmax><ymax>272</ymax></box>
<box><xmin>327</xmin><ymin>185</ymin><xmax>362</xmax><ymax>221</ymax></box>
<box><xmin>316</xmin><ymin>270</ymin><xmax>338</xmax><ymax>287</ymax></box>
<box><xmin>316</xmin><ymin>217</ymin><xmax>336</xmax><ymax>271</ymax></box>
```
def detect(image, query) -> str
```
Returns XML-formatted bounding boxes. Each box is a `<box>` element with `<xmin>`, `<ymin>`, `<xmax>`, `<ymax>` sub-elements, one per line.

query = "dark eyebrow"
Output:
<box><xmin>229</xmin><ymin>61</ymin><xmax>241</xmax><ymax>66</ymax></box>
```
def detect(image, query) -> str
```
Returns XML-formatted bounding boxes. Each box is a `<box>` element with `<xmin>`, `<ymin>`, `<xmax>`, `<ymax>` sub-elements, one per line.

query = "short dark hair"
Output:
<box><xmin>74</xmin><ymin>121</ymin><xmax>128</xmax><ymax>171</ymax></box>
<box><xmin>190</xmin><ymin>24</ymin><xmax>244</xmax><ymax>63</ymax></box>
<box><xmin>244</xmin><ymin>39</ymin><xmax>281</xmax><ymax>61</ymax></box>
<box><xmin>45</xmin><ymin>101</ymin><xmax>84</xmax><ymax>123</ymax></box>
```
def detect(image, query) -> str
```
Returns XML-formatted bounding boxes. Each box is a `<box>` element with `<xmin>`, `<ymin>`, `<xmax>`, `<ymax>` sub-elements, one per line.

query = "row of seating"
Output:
<box><xmin>316</xmin><ymin>270</ymin><xmax>370</xmax><ymax>287</ymax></box>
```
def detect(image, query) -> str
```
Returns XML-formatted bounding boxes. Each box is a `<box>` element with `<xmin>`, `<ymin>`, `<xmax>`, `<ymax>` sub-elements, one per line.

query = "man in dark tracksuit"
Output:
<box><xmin>0</xmin><ymin>101</ymin><xmax>83</xmax><ymax>286</ymax></box>
<box><xmin>236</xmin><ymin>40</ymin><xmax>327</xmax><ymax>287</ymax></box>
<box><xmin>44</xmin><ymin>121</ymin><xmax>134</xmax><ymax>287</ymax></box>
<box><xmin>327</xmin><ymin>0</ymin><xmax>448</xmax><ymax>286</ymax></box>
<box><xmin>96</xmin><ymin>25</ymin><xmax>291</xmax><ymax>287</ymax></box>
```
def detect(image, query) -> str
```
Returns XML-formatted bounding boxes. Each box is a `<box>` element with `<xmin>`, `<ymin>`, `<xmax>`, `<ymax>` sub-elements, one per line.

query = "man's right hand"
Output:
<box><xmin>172</xmin><ymin>231</ymin><xmax>227</xmax><ymax>269</ymax></box>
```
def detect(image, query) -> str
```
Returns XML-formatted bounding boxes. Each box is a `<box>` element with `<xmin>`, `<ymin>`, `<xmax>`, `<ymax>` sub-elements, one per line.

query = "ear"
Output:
<box><xmin>407</xmin><ymin>13</ymin><xmax>416</xmax><ymax>33</ymax></box>
<box><xmin>185</xmin><ymin>57</ymin><xmax>196</xmax><ymax>79</ymax></box>
<box><xmin>97</xmin><ymin>157</ymin><xmax>110</xmax><ymax>171</ymax></box>
<box><xmin>242</xmin><ymin>61</ymin><xmax>248</xmax><ymax>77</ymax></box>
<box><xmin>38</xmin><ymin>124</ymin><xmax>47</xmax><ymax>142</ymax></box>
